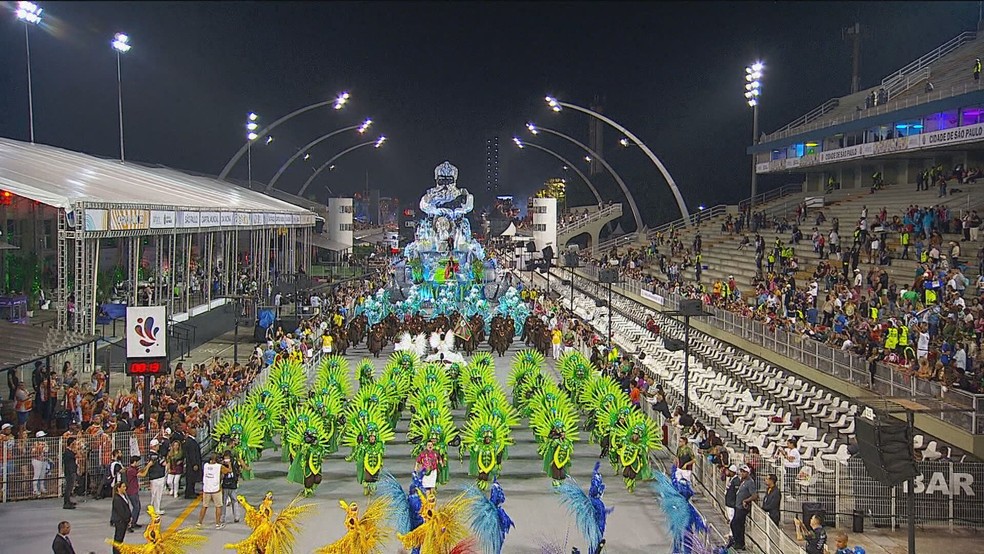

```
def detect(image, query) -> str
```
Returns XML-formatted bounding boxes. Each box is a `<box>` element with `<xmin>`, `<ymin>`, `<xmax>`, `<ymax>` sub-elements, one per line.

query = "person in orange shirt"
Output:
<box><xmin>65</xmin><ymin>381</ymin><xmax>81</xmax><ymax>424</ymax></box>
<box><xmin>91</xmin><ymin>370</ymin><xmax>106</xmax><ymax>400</ymax></box>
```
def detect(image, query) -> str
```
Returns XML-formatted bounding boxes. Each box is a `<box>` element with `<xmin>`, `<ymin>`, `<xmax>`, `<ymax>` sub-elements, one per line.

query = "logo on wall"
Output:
<box><xmin>126</xmin><ymin>306</ymin><xmax>167</xmax><ymax>358</ymax></box>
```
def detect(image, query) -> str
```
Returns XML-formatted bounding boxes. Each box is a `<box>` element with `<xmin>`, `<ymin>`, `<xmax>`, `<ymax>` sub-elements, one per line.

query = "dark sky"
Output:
<box><xmin>0</xmin><ymin>1</ymin><xmax>979</xmax><ymax>227</ymax></box>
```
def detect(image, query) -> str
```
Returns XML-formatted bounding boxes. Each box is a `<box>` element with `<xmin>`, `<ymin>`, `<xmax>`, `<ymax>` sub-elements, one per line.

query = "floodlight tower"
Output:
<box><xmin>16</xmin><ymin>1</ymin><xmax>43</xmax><ymax>143</ymax></box>
<box><xmin>111</xmin><ymin>33</ymin><xmax>132</xmax><ymax>162</ymax></box>
<box><xmin>744</xmin><ymin>61</ymin><xmax>764</xmax><ymax>213</ymax></box>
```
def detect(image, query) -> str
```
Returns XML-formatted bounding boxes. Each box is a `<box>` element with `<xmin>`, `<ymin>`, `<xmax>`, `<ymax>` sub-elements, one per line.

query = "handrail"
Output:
<box><xmin>557</xmin><ymin>203</ymin><xmax>622</xmax><ymax>236</ymax></box>
<box><xmin>572</xmin><ymin>264</ymin><xmax>984</xmax><ymax>435</ymax></box>
<box><xmin>773</xmin><ymin>99</ymin><xmax>841</xmax><ymax>135</ymax></box>
<box><xmin>762</xmin><ymin>79</ymin><xmax>984</xmax><ymax>143</ymax></box>
<box><xmin>885</xmin><ymin>67</ymin><xmax>930</xmax><ymax>100</ymax></box>
<box><xmin>595</xmin><ymin>183</ymin><xmax>805</xmax><ymax>252</ymax></box>
<box><xmin>881</xmin><ymin>30</ymin><xmax>977</xmax><ymax>87</ymax></box>
<box><xmin>768</xmin><ymin>30</ymin><xmax>977</xmax><ymax>142</ymax></box>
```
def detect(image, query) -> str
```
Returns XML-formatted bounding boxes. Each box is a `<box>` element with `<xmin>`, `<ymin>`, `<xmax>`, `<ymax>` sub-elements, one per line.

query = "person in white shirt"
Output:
<box><xmin>840</xmin><ymin>338</ymin><xmax>854</xmax><ymax>351</ymax></box>
<box><xmin>781</xmin><ymin>438</ymin><xmax>802</xmax><ymax>500</ymax></box>
<box><xmin>954</xmin><ymin>343</ymin><xmax>968</xmax><ymax>372</ymax></box>
<box><xmin>197</xmin><ymin>453</ymin><xmax>230</xmax><ymax>529</ymax></box>
<box><xmin>916</xmin><ymin>324</ymin><xmax>930</xmax><ymax>360</ymax></box>
<box><xmin>853</xmin><ymin>270</ymin><xmax>863</xmax><ymax>288</ymax></box>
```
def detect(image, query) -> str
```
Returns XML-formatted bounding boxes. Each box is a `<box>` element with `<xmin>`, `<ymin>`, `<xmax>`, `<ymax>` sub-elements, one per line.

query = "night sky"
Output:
<box><xmin>0</xmin><ymin>1</ymin><xmax>979</xmax><ymax>228</ymax></box>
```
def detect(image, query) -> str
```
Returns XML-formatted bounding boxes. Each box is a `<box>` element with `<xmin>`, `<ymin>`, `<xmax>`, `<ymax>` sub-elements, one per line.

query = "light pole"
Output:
<box><xmin>265</xmin><ymin>119</ymin><xmax>372</xmax><ymax>191</ymax></box>
<box><xmin>545</xmin><ymin>96</ymin><xmax>691</xmax><ymax>226</ymax></box>
<box><xmin>744</xmin><ymin>62</ymin><xmax>764</xmax><ymax>214</ymax></box>
<box><xmin>246</xmin><ymin>112</ymin><xmax>260</xmax><ymax>188</ymax></box>
<box><xmin>512</xmin><ymin>137</ymin><xmax>602</xmax><ymax>204</ymax></box>
<box><xmin>219</xmin><ymin>91</ymin><xmax>351</xmax><ymax>180</ymax></box>
<box><xmin>526</xmin><ymin>122</ymin><xmax>644</xmax><ymax>233</ymax></box>
<box><xmin>298</xmin><ymin>136</ymin><xmax>386</xmax><ymax>197</ymax></box>
<box><xmin>111</xmin><ymin>33</ymin><xmax>132</xmax><ymax>162</ymax></box>
<box><xmin>16</xmin><ymin>1</ymin><xmax>43</xmax><ymax>144</ymax></box>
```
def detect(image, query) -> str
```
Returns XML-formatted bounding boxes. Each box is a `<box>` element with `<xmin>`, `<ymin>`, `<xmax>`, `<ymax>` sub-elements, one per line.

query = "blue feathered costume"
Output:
<box><xmin>555</xmin><ymin>462</ymin><xmax>613</xmax><ymax>554</ymax></box>
<box><xmin>652</xmin><ymin>467</ymin><xmax>708</xmax><ymax>554</ymax></box>
<box><xmin>376</xmin><ymin>471</ymin><xmax>425</xmax><ymax>554</ymax></box>
<box><xmin>465</xmin><ymin>478</ymin><xmax>515</xmax><ymax>554</ymax></box>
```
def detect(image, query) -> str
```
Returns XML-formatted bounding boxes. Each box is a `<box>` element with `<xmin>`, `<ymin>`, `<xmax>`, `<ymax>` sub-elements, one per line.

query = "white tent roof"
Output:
<box><xmin>500</xmin><ymin>222</ymin><xmax>517</xmax><ymax>236</ymax></box>
<box><xmin>0</xmin><ymin>137</ymin><xmax>309</xmax><ymax>214</ymax></box>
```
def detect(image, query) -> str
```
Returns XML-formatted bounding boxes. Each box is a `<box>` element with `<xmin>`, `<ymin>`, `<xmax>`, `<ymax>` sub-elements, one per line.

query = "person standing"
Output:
<box><xmin>110</xmin><ymin>482</ymin><xmax>132</xmax><ymax>554</ymax></box>
<box><xmin>197</xmin><ymin>453</ymin><xmax>230</xmax><ymax>529</ymax></box>
<box><xmin>723</xmin><ymin>464</ymin><xmax>740</xmax><ymax>522</ymax></box>
<box><xmin>674</xmin><ymin>436</ymin><xmax>696</xmax><ymax>482</ymax></box>
<box><xmin>551</xmin><ymin>327</ymin><xmax>563</xmax><ymax>360</ymax></box>
<box><xmin>51</xmin><ymin>520</ymin><xmax>75</xmax><ymax>554</ymax></box>
<box><xmin>749</xmin><ymin>473</ymin><xmax>783</xmax><ymax>525</ymax></box>
<box><xmin>125</xmin><ymin>456</ymin><xmax>148</xmax><ymax>530</ymax></box>
<box><xmin>145</xmin><ymin>439</ymin><xmax>167</xmax><ymax>515</ymax></box>
<box><xmin>31</xmin><ymin>431</ymin><xmax>49</xmax><ymax>497</ymax></box>
<box><xmin>731</xmin><ymin>465</ymin><xmax>758</xmax><ymax>551</ymax></box>
<box><xmin>781</xmin><ymin>438</ymin><xmax>802</xmax><ymax>501</ymax></box>
<box><xmin>975</xmin><ymin>58</ymin><xmax>982</xmax><ymax>81</ymax></box>
<box><xmin>181</xmin><ymin>432</ymin><xmax>203</xmax><ymax>499</ymax></box>
<box><xmin>165</xmin><ymin>441</ymin><xmax>184</xmax><ymax>498</ymax></box>
<box><xmin>220</xmin><ymin>450</ymin><xmax>242</xmax><ymax>524</ymax></box>
<box><xmin>14</xmin><ymin>381</ymin><xmax>33</xmax><ymax>427</ymax></box>
<box><xmin>61</xmin><ymin>438</ymin><xmax>78</xmax><ymax>509</ymax></box>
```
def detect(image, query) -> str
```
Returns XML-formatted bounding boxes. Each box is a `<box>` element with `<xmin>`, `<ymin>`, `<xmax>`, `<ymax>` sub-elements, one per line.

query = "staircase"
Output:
<box><xmin>557</xmin><ymin>203</ymin><xmax>622</xmax><ymax>252</ymax></box>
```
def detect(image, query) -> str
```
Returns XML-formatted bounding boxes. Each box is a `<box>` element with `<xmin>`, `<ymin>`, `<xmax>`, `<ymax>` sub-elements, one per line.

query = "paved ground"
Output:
<box><xmin>1</xmin><ymin>339</ymin><xmax>676</xmax><ymax>554</ymax></box>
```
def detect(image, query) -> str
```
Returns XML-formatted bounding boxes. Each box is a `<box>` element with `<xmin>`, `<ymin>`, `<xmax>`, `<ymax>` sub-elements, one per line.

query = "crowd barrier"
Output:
<box><xmin>574</xmin><ymin>265</ymin><xmax>984</xmax><ymax>435</ymax></box>
<box><xmin>556</xmin><ymin>270</ymin><xmax>984</xmax><ymax>534</ymax></box>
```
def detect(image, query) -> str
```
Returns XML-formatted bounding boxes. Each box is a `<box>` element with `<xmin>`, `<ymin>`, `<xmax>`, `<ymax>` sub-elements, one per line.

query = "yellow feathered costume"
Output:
<box><xmin>397</xmin><ymin>489</ymin><xmax>475</xmax><ymax>554</ymax></box>
<box><xmin>224</xmin><ymin>493</ymin><xmax>313</xmax><ymax>554</ymax></box>
<box><xmin>107</xmin><ymin>506</ymin><xmax>207</xmax><ymax>554</ymax></box>
<box><xmin>315</xmin><ymin>498</ymin><xmax>393</xmax><ymax>554</ymax></box>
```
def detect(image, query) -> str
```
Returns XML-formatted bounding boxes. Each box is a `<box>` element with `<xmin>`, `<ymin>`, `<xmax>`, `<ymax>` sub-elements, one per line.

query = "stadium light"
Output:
<box><xmin>512</xmin><ymin>137</ymin><xmax>524</xmax><ymax>148</ymax></box>
<box><xmin>111</xmin><ymin>32</ymin><xmax>132</xmax><ymax>162</ymax></box>
<box><xmin>374</xmin><ymin>135</ymin><xmax>386</xmax><ymax>148</ymax></box>
<box><xmin>266</xmin><ymin>122</ymin><xmax>379</xmax><ymax>191</ymax></box>
<box><xmin>298</xmin><ymin>138</ymin><xmax>387</xmax><ymax>197</ymax></box>
<box><xmin>526</xmin><ymin>122</ymin><xmax>539</xmax><ymax>135</ymax></box>
<box><xmin>16</xmin><ymin>1</ymin><xmax>43</xmax><ymax>143</ymax></box>
<box><xmin>357</xmin><ymin>118</ymin><xmax>372</xmax><ymax>133</ymax></box>
<box><xmin>745</xmin><ymin>61</ymin><xmax>764</xmax><ymax>213</ymax></box>
<box><xmin>246</xmin><ymin>112</ymin><xmax>260</xmax><ymax>188</ymax></box>
<box><xmin>584</xmin><ymin>156</ymin><xmax>592</xmax><ymax>163</ymax></box>
<box><xmin>334</xmin><ymin>91</ymin><xmax>351</xmax><ymax>110</ymax></box>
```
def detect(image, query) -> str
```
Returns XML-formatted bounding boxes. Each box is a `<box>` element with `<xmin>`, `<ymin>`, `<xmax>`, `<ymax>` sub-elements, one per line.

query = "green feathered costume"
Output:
<box><xmin>284</xmin><ymin>405</ymin><xmax>331</xmax><ymax>496</ymax></box>
<box><xmin>613</xmin><ymin>411</ymin><xmax>662</xmax><ymax>492</ymax></box>
<box><xmin>212</xmin><ymin>406</ymin><xmax>263</xmax><ymax>480</ymax></box>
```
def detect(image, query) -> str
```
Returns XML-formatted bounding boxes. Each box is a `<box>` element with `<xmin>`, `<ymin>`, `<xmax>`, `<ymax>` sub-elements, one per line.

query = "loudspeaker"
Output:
<box><xmin>663</xmin><ymin>338</ymin><xmax>686</xmax><ymax>352</ymax></box>
<box><xmin>526</xmin><ymin>240</ymin><xmax>537</xmax><ymax>253</ymax></box>
<box><xmin>563</xmin><ymin>252</ymin><xmax>579</xmax><ymax>268</ymax></box>
<box><xmin>599</xmin><ymin>269</ymin><xmax>619</xmax><ymax>283</ymax></box>
<box><xmin>678</xmin><ymin>299</ymin><xmax>704</xmax><ymax>316</ymax></box>
<box><xmin>542</xmin><ymin>245</ymin><xmax>554</xmax><ymax>262</ymax></box>
<box><xmin>855</xmin><ymin>416</ymin><xmax>917</xmax><ymax>486</ymax></box>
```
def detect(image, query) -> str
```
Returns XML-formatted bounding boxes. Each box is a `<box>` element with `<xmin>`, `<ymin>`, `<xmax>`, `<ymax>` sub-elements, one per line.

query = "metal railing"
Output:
<box><xmin>571</xmin><ymin>265</ymin><xmax>984</xmax><ymax>435</ymax></box>
<box><xmin>881</xmin><ymin>31</ymin><xmax>978</xmax><ymax>87</ymax></box>
<box><xmin>556</xmin><ymin>203</ymin><xmax>622</xmax><ymax>237</ymax></box>
<box><xmin>773</xmin><ymin>98</ymin><xmax>841</xmax><ymax>136</ymax></box>
<box><xmin>886</xmin><ymin>67</ymin><xmax>931</xmax><ymax>99</ymax></box>
<box><xmin>763</xmin><ymin>79</ymin><xmax>984</xmax><ymax>143</ymax></box>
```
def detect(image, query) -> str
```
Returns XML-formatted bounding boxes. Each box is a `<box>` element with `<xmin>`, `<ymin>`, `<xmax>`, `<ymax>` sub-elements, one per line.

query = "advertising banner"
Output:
<box><xmin>150</xmin><ymin>210</ymin><xmax>176</xmax><ymax>229</ymax></box>
<box><xmin>108</xmin><ymin>209</ymin><xmax>150</xmax><ymax>231</ymax></box>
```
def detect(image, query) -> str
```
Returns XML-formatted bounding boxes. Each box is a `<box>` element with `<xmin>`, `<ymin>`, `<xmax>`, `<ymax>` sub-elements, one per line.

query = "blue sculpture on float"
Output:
<box><xmin>355</xmin><ymin>288</ymin><xmax>390</xmax><ymax>325</ymax></box>
<box><xmin>495</xmin><ymin>287</ymin><xmax>529</xmax><ymax>335</ymax></box>
<box><xmin>402</xmin><ymin>161</ymin><xmax>487</xmax><ymax>308</ymax></box>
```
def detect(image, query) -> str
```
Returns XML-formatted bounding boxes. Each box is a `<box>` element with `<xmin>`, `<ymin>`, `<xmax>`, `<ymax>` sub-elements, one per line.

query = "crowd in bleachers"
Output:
<box><xmin>586</xmin><ymin>196</ymin><xmax>984</xmax><ymax>395</ymax></box>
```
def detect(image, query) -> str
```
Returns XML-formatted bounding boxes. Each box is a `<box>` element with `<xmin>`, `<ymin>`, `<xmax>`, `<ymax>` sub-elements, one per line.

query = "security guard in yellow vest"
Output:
<box><xmin>900</xmin><ymin>230</ymin><xmax>910</xmax><ymax>260</ymax></box>
<box><xmin>869</xmin><ymin>306</ymin><xmax>878</xmax><ymax>321</ymax></box>
<box><xmin>884</xmin><ymin>326</ymin><xmax>898</xmax><ymax>350</ymax></box>
<box><xmin>897</xmin><ymin>324</ymin><xmax>909</xmax><ymax>352</ymax></box>
<box><xmin>925</xmin><ymin>288</ymin><xmax>937</xmax><ymax>305</ymax></box>
<box><xmin>920</xmin><ymin>250</ymin><xmax>929</xmax><ymax>263</ymax></box>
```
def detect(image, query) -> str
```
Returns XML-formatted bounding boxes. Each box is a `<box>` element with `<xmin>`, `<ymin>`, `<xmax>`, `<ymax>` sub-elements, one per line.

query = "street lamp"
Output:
<box><xmin>745</xmin><ymin>61</ymin><xmax>764</xmax><ymax>213</ymax></box>
<box><xmin>545</xmin><ymin>95</ymin><xmax>691</xmax><ymax>226</ymax></box>
<box><xmin>525</xmin><ymin>122</ymin><xmax>644</xmax><ymax>233</ymax></box>
<box><xmin>111</xmin><ymin>33</ymin><xmax>132</xmax><ymax>162</ymax></box>
<box><xmin>16</xmin><ymin>1</ymin><xmax>43</xmax><ymax>144</ymax></box>
<box><xmin>265</xmin><ymin>119</ymin><xmax>373</xmax><ymax>191</ymax></box>
<box><xmin>297</xmin><ymin>137</ymin><xmax>387</xmax><ymax>197</ymax></box>
<box><xmin>218</xmin><ymin>91</ymin><xmax>352</xmax><ymax>180</ymax></box>
<box><xmin>246</xmin><ymin>112</ymin><xmax>260</xmax><ymax>188</ymax></box>
<box><xmin>512</xmin><ymin>137</ymin><xmax>603</xmax><ymax>204</ymax></box>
